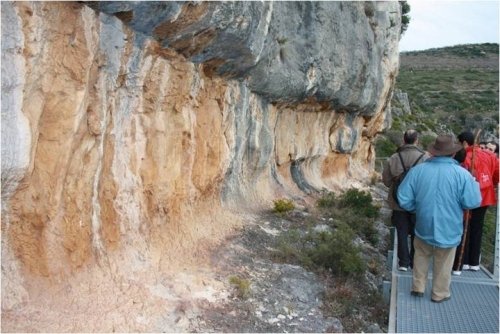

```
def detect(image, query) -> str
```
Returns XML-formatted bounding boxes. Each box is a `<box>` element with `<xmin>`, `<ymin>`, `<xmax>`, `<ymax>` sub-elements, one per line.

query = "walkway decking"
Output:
<box><xmin>388</xmin><ymin>238</ymin><xmax>499</xmax><ymax>332</ymax></box>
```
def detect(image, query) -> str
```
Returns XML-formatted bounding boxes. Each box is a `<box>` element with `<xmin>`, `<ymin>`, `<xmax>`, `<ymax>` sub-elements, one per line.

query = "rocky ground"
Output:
<box><xmin>1</xmin><ymin>184</ymin><xmax>393</xmax><ymax>333</ymax></box>
<box><xmin>187</xmin><ymin>183</ymin><xmax>393</xmax><ymax>333</ymax></box>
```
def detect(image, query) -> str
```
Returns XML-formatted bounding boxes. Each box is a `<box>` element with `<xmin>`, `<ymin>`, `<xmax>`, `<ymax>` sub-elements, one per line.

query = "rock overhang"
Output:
<box><xmin>84</xmin><ymin>1</ymin><xmax>401</xmax><ymax>112</ymax></box>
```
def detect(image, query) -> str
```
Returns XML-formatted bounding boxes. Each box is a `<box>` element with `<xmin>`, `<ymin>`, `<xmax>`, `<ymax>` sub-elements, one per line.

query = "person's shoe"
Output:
<box><xmin>411</xmin><ymin>291</ymin><xmax>424</xmax><ymax>297</ymax></box>
<box><xmin>452</xmin><ymin>270</ymin><xmax>462</xmax><ymax>276</ymax></box>
<box><xmin>469</xmin><ymin>265</ymin><xmax>480</xmax><ymax>271</ymax></box>
<box><xmin>462</xmin><ymin>264</ymin><xmax>470</xmax><ymax>270</ymax></box>
<box><xmin>431</xmin><ymin>296</ymin><xmax>451</xmax><ymax>303</ymax></box>
<box><xmin>398</xmin><ymin>266</ymin><xmax>408</xmax><ymax>272</ymax></box>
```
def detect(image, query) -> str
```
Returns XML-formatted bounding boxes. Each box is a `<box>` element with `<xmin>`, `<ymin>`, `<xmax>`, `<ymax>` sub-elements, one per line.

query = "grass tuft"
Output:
<box><xmin>229</xmin><ymin>276</ymin><xmax>251</xmax><ymax>299</ymax></box>
<box><xmin>273</xmin><ymin>198</ymin><xmax>295</xmax><ymax>215</ymax></box>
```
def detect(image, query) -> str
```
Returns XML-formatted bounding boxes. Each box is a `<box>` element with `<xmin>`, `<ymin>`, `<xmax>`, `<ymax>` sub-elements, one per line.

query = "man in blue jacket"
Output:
<box><xmin>397</xmin><ymin>134</ymin><xmax>481</xmax><ymax>303</ymax></box>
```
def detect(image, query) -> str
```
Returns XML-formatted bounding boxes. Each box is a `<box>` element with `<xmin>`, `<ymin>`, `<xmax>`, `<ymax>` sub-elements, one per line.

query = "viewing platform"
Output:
<box><xmin>387</xmin><ymin>232</ymin><xmax>499</xmax><ymax>333</ymax></box>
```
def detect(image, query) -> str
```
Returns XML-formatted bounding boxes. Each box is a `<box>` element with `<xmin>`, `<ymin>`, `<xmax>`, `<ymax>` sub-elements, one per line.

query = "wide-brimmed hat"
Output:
<box><xmin>428</xmin><ymin>135</ymin><xmax>463</xmax><ymax>156</ymax></box>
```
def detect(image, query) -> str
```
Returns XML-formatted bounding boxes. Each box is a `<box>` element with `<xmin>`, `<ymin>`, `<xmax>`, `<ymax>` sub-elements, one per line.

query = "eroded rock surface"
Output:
<box><xmin>1</xmin><ymin>1</ymin><xmax>401</xmax><ymax>331</ymax></box>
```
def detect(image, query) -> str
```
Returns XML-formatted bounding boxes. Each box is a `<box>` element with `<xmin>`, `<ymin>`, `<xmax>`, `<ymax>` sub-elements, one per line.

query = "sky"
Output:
<box><xmin>399</xmin><ymin>0</ymin><xmax>499</xmax><ymax>52</ymax></box>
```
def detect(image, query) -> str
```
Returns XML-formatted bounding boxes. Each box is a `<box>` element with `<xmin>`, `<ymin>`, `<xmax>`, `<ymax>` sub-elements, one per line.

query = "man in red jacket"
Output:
<box><xmin>453</xmin><ymin>131</ymin><xmax>499</xmax><ymax>274</ymax></box>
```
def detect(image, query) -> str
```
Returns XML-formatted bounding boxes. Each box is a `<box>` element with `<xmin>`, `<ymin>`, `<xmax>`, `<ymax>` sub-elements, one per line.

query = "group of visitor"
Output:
<box><xmin>382</xmin><ymin>130</ymin><xmax>498</xmax><ymax>303</ymax></box>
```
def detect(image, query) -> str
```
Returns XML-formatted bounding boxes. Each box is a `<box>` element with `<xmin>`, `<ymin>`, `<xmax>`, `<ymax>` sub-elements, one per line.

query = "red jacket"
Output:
<box><xmin>462</xmin><ymin>146</ymin><xmax>499</xmax><ymax>207</ymax></box>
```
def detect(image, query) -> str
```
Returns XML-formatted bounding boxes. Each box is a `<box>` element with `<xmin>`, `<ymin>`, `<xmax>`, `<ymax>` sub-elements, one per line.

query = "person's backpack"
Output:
<box><xmin>468</xmin><ymin>149</ymin><xmax>494</xmax><ymax>190</ymax></box>
<box><xmin>391</xmin><ymin>152</ymin><xmax>424</xmax><ymax>207</ymax></box>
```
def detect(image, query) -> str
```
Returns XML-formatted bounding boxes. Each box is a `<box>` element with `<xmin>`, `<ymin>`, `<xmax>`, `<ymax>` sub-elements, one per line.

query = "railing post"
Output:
<box><xmin>494</xmin><ymin>204</ymin><xmax>499</xmax><ymax>279</ymax></box>
<box><xmin>387</xmin><ymin>227</ymin><xmax>398</xmax><ymax>333</ymax></box>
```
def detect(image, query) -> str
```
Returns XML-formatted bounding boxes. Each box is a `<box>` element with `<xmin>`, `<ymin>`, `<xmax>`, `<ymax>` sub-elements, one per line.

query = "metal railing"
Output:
<box><xmin>494</xmin><ymin>204</ymin><xmax>499</xmax><ymax>278</ymax></box>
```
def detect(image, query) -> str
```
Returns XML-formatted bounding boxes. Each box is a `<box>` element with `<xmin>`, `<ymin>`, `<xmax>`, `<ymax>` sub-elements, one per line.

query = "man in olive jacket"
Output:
<box><xmin>382</xmin><ymin>130</ymin><xmax>430</xmax><ymax>271</ymax></box>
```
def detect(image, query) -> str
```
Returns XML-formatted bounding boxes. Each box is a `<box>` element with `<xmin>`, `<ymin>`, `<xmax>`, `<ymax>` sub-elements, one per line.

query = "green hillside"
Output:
<box><xmin>396</xmin><ymin>43</ymin><xmax>498</xmax><ymax>134</ymax></box>
<box><xmin>381</xmin><ymin>43</ymin><xmax>498</xmax><ymax>153</ymax></box>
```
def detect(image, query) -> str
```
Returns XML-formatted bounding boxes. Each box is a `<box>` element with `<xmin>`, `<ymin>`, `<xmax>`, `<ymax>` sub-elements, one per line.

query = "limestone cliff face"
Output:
<box><xmin>1</xmin><ymin>1</ymin><xmax>400</xmax><ymax>329</ymax></box>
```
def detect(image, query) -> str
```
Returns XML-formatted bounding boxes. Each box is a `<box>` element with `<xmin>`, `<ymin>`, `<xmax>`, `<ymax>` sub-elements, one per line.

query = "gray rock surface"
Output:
<box><xmin>87</xmin><ymin>1</ymin><xmax>401</xmax><ymax>113</ymax></box>
<box><xmin>391</xmin><ymin>89</ymin><xmax>412</xmax><ymax>116</ymax></box>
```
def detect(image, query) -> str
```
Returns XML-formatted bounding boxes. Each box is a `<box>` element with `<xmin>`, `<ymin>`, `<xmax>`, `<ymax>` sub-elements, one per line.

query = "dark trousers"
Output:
<box><xmin>453</xmin><ymin>206</ymin><xmax>488</xmax><ymax>270</ymax></box>
<box><xmin>392</xmin><ymin>210</ymin><xmax>416</xmax><ymax>268</ymax></box>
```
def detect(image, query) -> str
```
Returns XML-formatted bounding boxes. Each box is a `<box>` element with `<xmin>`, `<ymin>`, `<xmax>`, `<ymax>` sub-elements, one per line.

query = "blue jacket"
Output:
<box><xmin>397</xmin><ymin>157</ymin><xmax>481</xmax><ymax>248</ymax></box>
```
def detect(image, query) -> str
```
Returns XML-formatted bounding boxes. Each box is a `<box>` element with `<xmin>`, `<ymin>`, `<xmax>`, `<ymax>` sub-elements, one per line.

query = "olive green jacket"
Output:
<box><xmin>382</xmin><ymin>144</ymin><xmax>430</xmax><ymax>211</ymax></box>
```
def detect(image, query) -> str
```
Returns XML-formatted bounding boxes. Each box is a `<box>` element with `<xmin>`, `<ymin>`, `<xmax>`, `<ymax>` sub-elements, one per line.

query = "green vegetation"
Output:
<box><xmin>481</xmin><ymin>206</ymin><xmax>498</xmax><ymax>274</ymax></box>
<box><xmin>396</xmin><ymin>44</ymin><xmax>499</xmax><ymax>136</ymax></box>
<box><xmin>393</xmin><ymin>70</ymin><xmax>498</xmax><ymax>135</ymax></box>
<box><xmin>273</xmin><ymin>198</ymin><xmax>295</xmax><ymax>215</ymax></box>
<box><xmin>325</xmin><ymin>280</ymin><xmax>387</xmax><ymax>329</ymax></box>
<box><xmin>338</xmin><ymin>188</ymin><xmax>379</xmax><ymax>219</ymax></box>
<box><xmin>316</xmin><ymin>191</ymin><xmax>336</xmax><ymax>208</ymax></box>
<box><xmin>396</xmin><ymin>69</ymin><xmax>498</xmax><ymax>134</ymax></box>
<box><xmin>400</xmin><ymin>1</ymin><xmax>410</xmax><ymax>34</ymax></box>
<box><xmin>273</xmin><ymin>189</ymin><xmax>387</xmax><ymax>331</ymax></box>
<box><xmin>419</xmin><ymin>134</ymin><xmax>436</xmax><ymax>151</ymax></box>
<box><xmin>274</xmin><ymin>188</ymin><xmax>381</xmax><ymax>277</ymax></box>
<box><xmin>229</xmin><ymin>276</ymin><xmax>251</xmax><ymax>299</ymax></box>
<box><xmin>308</xmin><ymin>225</ymin><xmax>366</xmax><ymax>277</ymax></box>
<box><xmin>376</xmin><ymin>43</ymin><xmax>498</xmax><ymax>158</ymax></box>
<box><xmin>404</xmin><ymin>43</ymin><xmax>499</xmax><ymax>58</ymax></box>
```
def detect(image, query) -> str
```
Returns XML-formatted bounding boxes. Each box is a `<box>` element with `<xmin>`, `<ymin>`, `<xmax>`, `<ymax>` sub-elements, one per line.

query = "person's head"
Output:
<box><xmin>428</xmin><ymin>134</ymin><xmax>462</xmax><ymax>157</ymax></box>
<box><xmin>403</xmin><ymin>129</ymin><xmax>419</xmax><ymax>145</ymax></box>
<box><xmin>479</xmin><ymin>141</ymin><xmax>488</xmax><ymax>149</ymax></box>
<box><xmin>453</xmin><ymin>148</ymin><xmax>467</xmax><ymax>163</ymax></box>
<box><xmin>457</xmin><ymin>131</ymin><xmax>474</xmax><ymax>148</ymax></box>
<box><xmin>486</xmin><ymin>142</ymin><xmax>499</xmax><ymax>154</ymax></box>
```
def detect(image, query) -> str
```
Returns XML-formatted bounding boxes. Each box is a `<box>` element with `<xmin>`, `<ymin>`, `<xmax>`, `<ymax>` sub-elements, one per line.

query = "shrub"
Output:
<box><xmin>420</xmin><ymin>134</ymin><xmax>436</xmax><ymax>150</ymax></box>
<box><xmin>272</xmin><ymin>190</ymin><xmax>388</xmax><ymax>331</ymax></box>
<box><xmin>274</xmin><ymin>223</ymin><xmax>366</xmax><ymax>278</ymax></box>
<box><xmin>316</xmin><ymin>192</ymin><xmax>336</xmax><ymax>208</ymax></box>
<box><xmin>307</xmin><ymin>226</ymin><xmax>366</xmax><ymax>277</ymax></box>
<box><xmin>339</xmin><ymin>189</ymin><xmax>379</xmax><ymax>219</ymax></box>
<box><xmin>316</xmin><ymin>190</ymin><xmax>381</xmax><ymax>247</ymax></box>
<box><xmin>401</xmin><ymin>1</ymin><xmax>410</xmax><ymax>14</ymax></box>
<box><xmin>400</xmin><ymin>1</ymin><xmax>411</xmax><ymax>34</ymax></box>
<box><xmin>324</xmin><ymin>277</ymin><xmax>388</xmax><ymax>332</ymax></box>
<box><xmin>229</xmin><ymin>276</ymin><xmax>251</xmax><ymax>299</ymax></box>
<box><xmin>274</xmin><ymin>189</ymin><xmax>382</xmax><ymax>278</ymax></box>
<box><xmin>385</xmin><ymin>129</ymin><xmax>404</xmax><ymax>147</ymax></box>
<box><xmin>375</xmin><ymin>136</ymin><xmax>397</xmax><ymax>158</ymax></box>
<box><xmin>273</xmin><ymin>229</ymin><xmax>309</xmax><ymax>264</ymax></box>
<box><xmin>273</xmin><ymin>198</ymin><xmax>294</xmax><ymax>214</ymax></box>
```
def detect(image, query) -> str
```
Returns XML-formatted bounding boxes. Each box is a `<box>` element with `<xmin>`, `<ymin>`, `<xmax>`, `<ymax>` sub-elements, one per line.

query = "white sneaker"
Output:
<box><xmin>469</xmin><ymin>265</ymin><xmax>480</xmax><ymax>271</ymax></box>
<box><xmin>452</xmin><ymin>271</ymin><xmax>462</xmax><ymax>276</ymax></box>
<box><xmin>462</xmin><ymin>264</ymin><xmax>470</xmax><ymax>270</ymax></box>
<box><xmin>398</xmin><ymin>266</ymin><xmax>408</xmax><ymax>272</ymax></box>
